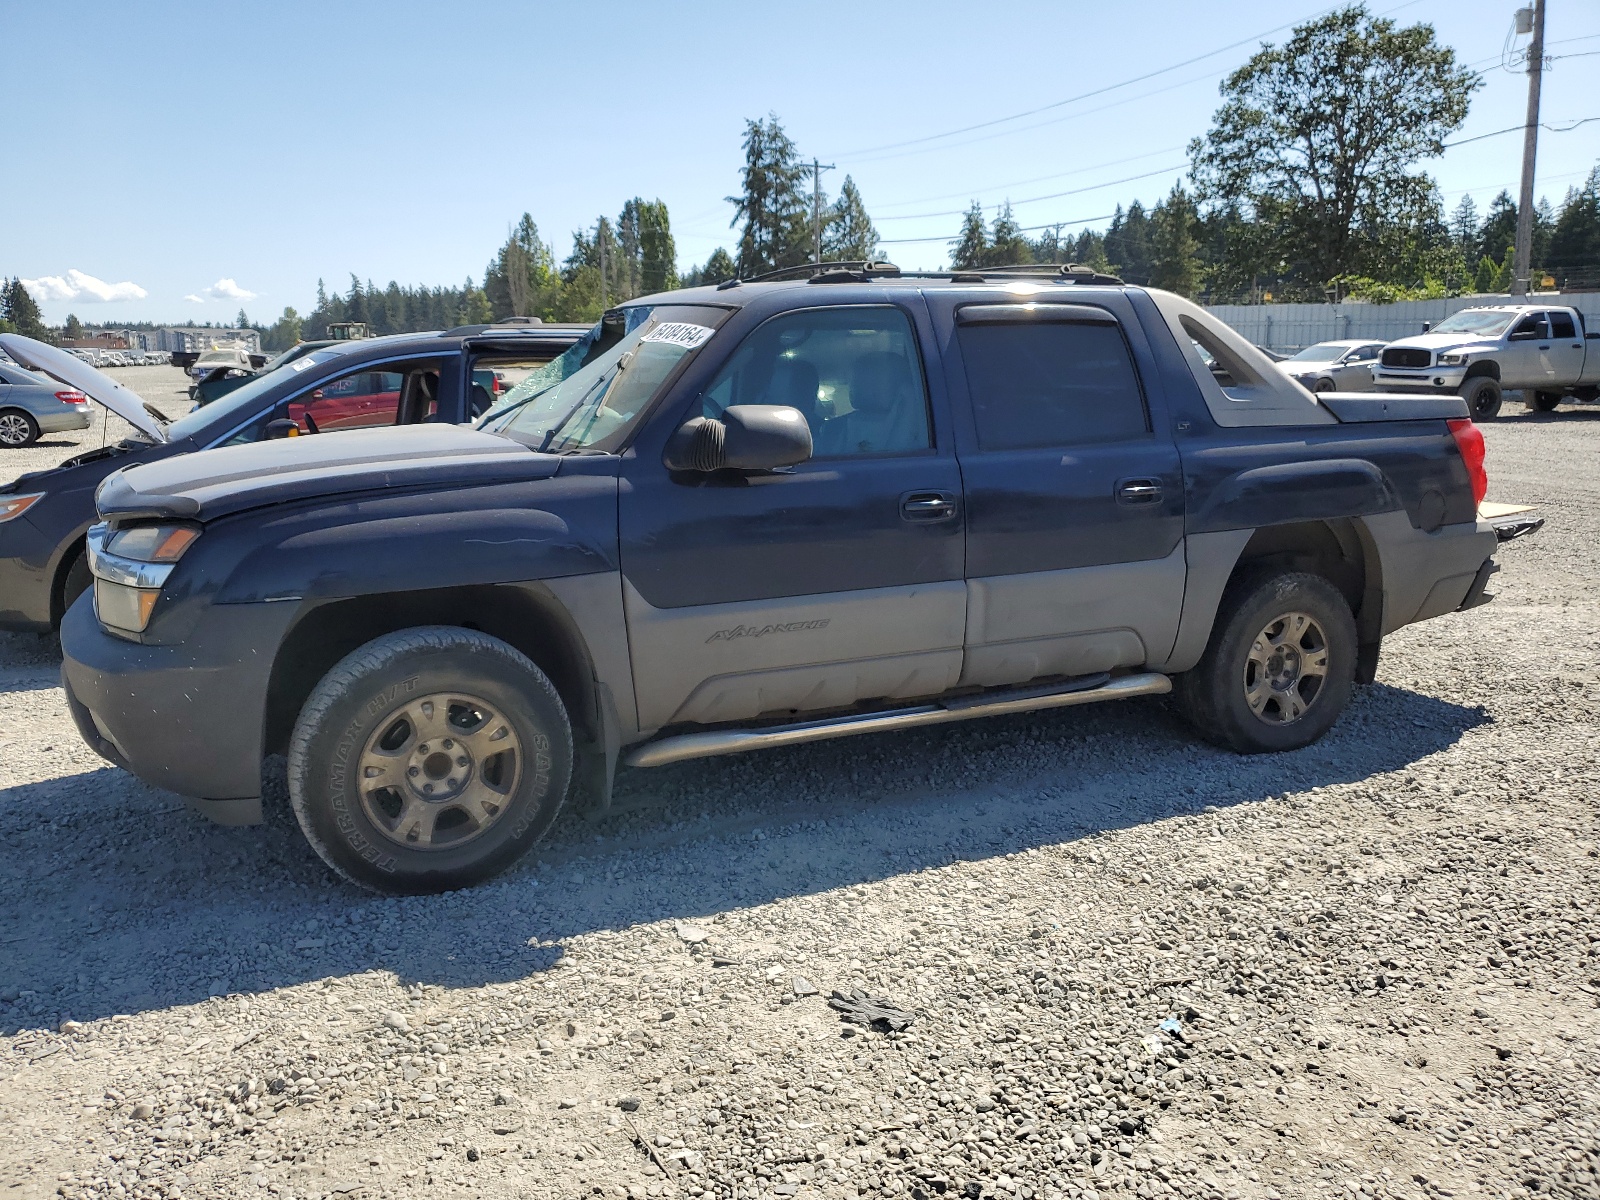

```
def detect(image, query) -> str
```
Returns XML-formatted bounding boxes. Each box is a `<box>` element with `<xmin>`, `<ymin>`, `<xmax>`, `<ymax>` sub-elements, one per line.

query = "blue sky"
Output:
<box><xmin>5</xmin><ymin>0</ymin><xmax>1597</xmax><ymax>324</ymax></box>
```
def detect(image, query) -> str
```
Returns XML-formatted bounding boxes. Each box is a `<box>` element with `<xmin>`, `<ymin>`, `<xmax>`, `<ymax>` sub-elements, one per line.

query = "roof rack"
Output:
<box><xmin>715</xmin><ymin>260</ymin><xmax>1125</xmax><ymax>289</ymax></box>
<box><xmin>720</xmin><ymin>260</ymin><xmax>903</xmax><ymax>288</ymax></box>
<box><xmin>936</xmin><ymin>263</ymin><xmax>1127</xmax><ymax>285</ymax></box>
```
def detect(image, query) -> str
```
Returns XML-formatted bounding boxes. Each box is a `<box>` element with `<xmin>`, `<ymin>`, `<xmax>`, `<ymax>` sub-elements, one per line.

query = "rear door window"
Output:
<box><xmin>1550</xmin><ymin>311</ymin><xmax>1577</xmax><ymax>339</ymax></box>
<box><xmin>956</xmin><ymin>317</ymin><xmax>1147</xmax><ymax>449</ymax></box>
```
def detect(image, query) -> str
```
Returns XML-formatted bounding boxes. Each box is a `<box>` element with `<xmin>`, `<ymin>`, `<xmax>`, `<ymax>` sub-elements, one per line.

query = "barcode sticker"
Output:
<box><xmin>641</xmin><ymin>322</ymin><xmax>715</xmax><ymax>350</ymax></box>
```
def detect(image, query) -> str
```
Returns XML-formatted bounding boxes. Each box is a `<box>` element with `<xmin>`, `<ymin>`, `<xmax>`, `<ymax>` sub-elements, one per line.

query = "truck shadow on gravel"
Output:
<box><xmin>0</xmin><ymin>676</ymin><xmax>1488</xmax><ymax>1034</ymax></box>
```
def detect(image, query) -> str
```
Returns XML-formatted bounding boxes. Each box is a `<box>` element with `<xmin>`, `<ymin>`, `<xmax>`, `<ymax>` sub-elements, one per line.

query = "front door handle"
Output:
<box><xmin>901</xmin><ymin>491</ymin><xmax>958</xmax><ymax>522</ymax></box>
<box><xmin>1116</xmin><ymin>478</ymin><xmax>1163</xmax><ymax>505</ymax></box>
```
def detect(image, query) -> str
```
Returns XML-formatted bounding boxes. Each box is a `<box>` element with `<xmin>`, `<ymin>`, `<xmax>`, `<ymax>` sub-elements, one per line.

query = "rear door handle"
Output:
<box><xmin>1116</xmin><ymin>479</ymin><xmax>1163</xmax><ymax>505</ymax></box>
<box><xmin>900</xmin><ymin>491</ymin><xmax>958</xmax><ymax>522</ymax></box>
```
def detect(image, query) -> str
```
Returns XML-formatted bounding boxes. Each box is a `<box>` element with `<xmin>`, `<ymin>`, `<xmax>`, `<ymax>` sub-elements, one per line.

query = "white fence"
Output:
<box><xmin>1206</xmin><ymin>293</ymin><xmax>1600</xmax><ymax>353</ymax></box>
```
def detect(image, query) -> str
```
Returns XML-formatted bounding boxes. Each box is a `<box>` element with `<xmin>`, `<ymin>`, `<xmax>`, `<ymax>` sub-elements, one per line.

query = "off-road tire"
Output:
<box><xmin>287</xmin><ymin>626</ymin><xmax>573</xmax><ymax>894</ymax></box>
<box><xmin>1174</xmin><ymin>570</ymin><xmax>1358</xmax><ymax>754</ymax></box>
<box><xmin>1460</xmin><ymin>376</ymin><xmax>1502</xmax><ymax>420</ymax></box>
<box><xmin>0</xmin><ymin>409</ymin><xmax>40</xmax><ymax>448</ymax></box>
<box><xmin>1528</xmin><ymin>390</ymin><xmax>1563</xmax><ymax>413</ymax></box>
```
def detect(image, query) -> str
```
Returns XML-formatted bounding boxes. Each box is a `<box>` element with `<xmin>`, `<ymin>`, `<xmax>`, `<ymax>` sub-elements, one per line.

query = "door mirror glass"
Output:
<box><xmin>665</xmin><ymin>404</ymin><xmax>813</xmax><ymax>472</ymax></box>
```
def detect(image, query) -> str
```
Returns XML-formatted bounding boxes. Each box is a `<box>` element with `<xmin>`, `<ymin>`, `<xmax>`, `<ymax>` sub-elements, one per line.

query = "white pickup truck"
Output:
<box><xmin>1373</xmin><ymin>303</ymin><xmax>1600</xmax><ymax>419</ymax></box>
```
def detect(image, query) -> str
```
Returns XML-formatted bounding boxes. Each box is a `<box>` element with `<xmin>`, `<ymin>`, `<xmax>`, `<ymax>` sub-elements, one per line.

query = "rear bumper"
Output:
<box><xmin>37</xmin><ymin>409</ymin><xmax>93</xmax><ymax>434</ymax></box>
<box><xmin>59</xmin><ymin>595</ymin><xmax>298</xmax><ymax>818</ymax></box>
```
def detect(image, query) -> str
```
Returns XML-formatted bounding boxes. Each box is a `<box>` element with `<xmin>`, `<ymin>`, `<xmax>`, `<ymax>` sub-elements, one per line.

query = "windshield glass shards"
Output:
<box><xmin>1429</xmin><ymin>310</ymin><xmax>1517</xmax><ymax>336</ymax></box>
<box><xmin>479</xmin><ymin>306</ymin><xmax>728</xmax><ymax>453</ymax></box>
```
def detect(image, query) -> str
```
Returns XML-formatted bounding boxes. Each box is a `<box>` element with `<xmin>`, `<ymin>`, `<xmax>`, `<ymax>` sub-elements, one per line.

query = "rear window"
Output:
<box><xmin>957</xmin><ymin>320</ymin><xmax>1147</xmax><ymax>450</ymax></box>
<box><xmin>1550</xmin><ymin>312</ymin><xmax>1577</xmax><ymax>339</ymax></box>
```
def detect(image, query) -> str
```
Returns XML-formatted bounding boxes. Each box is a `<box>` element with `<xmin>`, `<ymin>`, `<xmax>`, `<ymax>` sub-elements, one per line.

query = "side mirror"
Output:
<box><xmin>664</xmin><ymin>404</ymin><xmax>813</xmax><ymax>472</ymax></box>
<box><xmin>265</xmin><ymin>418</ymin><xmax>300</xmax><ymax>439</ymax></box>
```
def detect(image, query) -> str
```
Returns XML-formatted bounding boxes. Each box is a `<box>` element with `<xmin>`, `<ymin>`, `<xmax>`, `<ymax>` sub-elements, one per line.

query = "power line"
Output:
<box><xmin>825</xmin><ymin>0</ymin><xmax>1425</xmax><ymax>161</ymax></box>
<box><xmin>874</xmin><ymin>163</ymin><xmax>1189</xmax><ymax>223</ymax></box>
<box><xmin>871</xmin><ymin>145</ymin><xmax>1188</xmax><ymax>212</ymax></box>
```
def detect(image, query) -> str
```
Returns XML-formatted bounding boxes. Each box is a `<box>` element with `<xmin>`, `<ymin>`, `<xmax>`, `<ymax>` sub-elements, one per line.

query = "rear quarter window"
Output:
<box><xmin>957</xmin><ymin>320</ymin><xmax>1147</xmax><ymax>450</ymax></box>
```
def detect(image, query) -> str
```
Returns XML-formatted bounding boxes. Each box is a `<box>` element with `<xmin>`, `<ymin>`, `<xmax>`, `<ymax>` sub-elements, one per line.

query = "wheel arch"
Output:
<box><xmin>1159</xmin><ymin>517</ymin><xmax>1381</xmax><ymax>678</ymax></box>
<box><xmin>1463</xmin><ymin>359</ymin><xmax>1500</xmax><ymax>382</ymax></box>
<box><xmin>263</xmin><ymin>582</ymin><xmax>603</xmax><ymax>759</ymax></box>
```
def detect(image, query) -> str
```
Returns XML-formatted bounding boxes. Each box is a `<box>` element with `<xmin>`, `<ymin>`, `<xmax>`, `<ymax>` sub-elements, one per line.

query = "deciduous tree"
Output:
<box><xmin>1189</xmin><ymin>5</ymin><xmax>1479</xmax><ymax>294</ymax></box>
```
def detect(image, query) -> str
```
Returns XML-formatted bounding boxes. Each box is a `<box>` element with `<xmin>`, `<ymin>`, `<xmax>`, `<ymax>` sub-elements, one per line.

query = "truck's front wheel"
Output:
<box><xmin>1174</xmin><ymin>571</ymin><xmax>1357</xmax><ymax>754</ymax></box>
<box><xmin>1460</xmin><ymin>376</ymin><xmax>1502</xmax><ymax>420</ymax></box>
<box><xmin>287</xmin><ymin>627</ymin><xmax>573</xmax><ymax>894</ymax></box>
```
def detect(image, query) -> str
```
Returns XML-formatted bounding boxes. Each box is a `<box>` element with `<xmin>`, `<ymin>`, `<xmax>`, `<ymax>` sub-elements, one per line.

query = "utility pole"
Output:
<box><xmin>811</xmin><ymin>158</ymin><xmax>836</xmax><ymax>267</ymax></box>
<box><xmin>599</xmin><ymin>219</ymin><xmax>608</xmax><ymax>311</ymax></box>
<box><xmin>1511</xmin><ymin>0</ymin><xmax>1545</xmax><ymax>297</ymax></box>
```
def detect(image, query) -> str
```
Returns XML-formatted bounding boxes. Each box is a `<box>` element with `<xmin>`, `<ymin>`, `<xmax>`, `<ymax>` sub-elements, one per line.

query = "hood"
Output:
<box><xmin>1385</xmin><ymin>332</ymin><xmax>1500</xmax><ymax>353</ymax></box>
<box><xmin>97</xmin><ymin>423</ymin><xmax>562</xmax><ymax>523</ymax></box>
<box><xmin>1275</xmin><ymin>359</ymin><xmax>1337</xmax><ymax>376</ymax></box>
<box><xmin>0</xmin><ymin>334</ymin><xmax>168</xmax><ymax>442</ymax></box>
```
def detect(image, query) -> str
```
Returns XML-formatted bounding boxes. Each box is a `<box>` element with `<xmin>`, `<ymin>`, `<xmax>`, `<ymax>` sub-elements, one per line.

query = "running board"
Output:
<box><xmin>624</xmin><ymin>671</ymin><xmax>1172</xmax><ymax>769</ymax></box>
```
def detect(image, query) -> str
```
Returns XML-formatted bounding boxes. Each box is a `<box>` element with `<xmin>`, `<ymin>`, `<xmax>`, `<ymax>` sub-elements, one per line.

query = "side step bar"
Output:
<box><xmin>624</xmin><ymin>671</ymin><xmax>1172</xmax><ymax>769</ymax></box>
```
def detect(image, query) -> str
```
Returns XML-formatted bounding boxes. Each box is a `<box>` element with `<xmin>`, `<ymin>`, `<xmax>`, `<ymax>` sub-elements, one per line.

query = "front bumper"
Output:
<box><xmin>1373</xmin><ymin>367</ymin><xmax>1467</xmax><ymax>393</ymax></box>
<box><xmin>59</xmin><ymin>594</ymin><xmax>300</xmax><ymax>821</ymax></box>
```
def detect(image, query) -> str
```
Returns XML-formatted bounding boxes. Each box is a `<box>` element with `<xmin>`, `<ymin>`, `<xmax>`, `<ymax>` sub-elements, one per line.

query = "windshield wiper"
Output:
<box><xmin>535</xmin><ymin>369</ymin><xmax>614</xmax><ymax>453</ymax></box>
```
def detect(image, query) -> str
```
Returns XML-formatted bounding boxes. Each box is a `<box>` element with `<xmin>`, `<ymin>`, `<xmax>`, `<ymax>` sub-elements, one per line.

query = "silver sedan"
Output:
<box><xmin>0</xmin><ymin>360</ymin><xmax>93</xmax><ymax>447</ymax></box>
<box><xmin>1276</xmin><ymin>340</ymin><xmax>1388</xmax><ymax>394</ymax></box>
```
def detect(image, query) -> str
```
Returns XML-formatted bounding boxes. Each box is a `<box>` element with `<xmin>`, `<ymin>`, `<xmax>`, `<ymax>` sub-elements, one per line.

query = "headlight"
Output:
<box><xmin>0</xmin><ymin>493</ymin><xmax>45</xmax><ymax>524</ymax></box>
<box><xmin>1437</xmin><ymin>353</ymin><xmax>1466</xmax><ymax>366</ymax></box>
<box><xmin>85</xmin><ymin>522</ymin><xmax>201</xmax><ymax>635</ymax></box>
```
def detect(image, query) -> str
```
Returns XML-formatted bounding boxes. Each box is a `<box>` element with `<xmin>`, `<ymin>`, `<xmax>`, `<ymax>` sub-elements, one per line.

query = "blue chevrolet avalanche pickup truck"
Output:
<box><xmin>56</xmin><ymin>264</ymin><xmax>1527</xmax><ymax>893</ymax></box>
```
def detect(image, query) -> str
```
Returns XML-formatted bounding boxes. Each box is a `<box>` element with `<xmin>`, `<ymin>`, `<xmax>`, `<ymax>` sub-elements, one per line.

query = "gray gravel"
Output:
<box><xmin>1</xmin><ymin>381</ymin><xmax>1597</xmax><ymax>1200</ymax></box>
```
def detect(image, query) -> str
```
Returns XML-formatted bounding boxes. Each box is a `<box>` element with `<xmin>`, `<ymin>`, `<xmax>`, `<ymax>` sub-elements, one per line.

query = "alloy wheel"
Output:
<box><xmin>355</xmin><ymin>692</ymin><xmax>523</xmax><ymax>850</ymax></box>
<box><xmin>1243</xmin><ymin>611</ymin><xmax>1329</xmax><ymax>725</ymax></box>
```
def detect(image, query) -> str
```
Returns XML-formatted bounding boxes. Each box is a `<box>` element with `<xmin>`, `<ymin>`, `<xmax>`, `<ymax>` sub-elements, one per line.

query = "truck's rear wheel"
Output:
<box><xmin>1174</xmin><ymin>571</ymin><xmax>1357</xmax><ymax>754</ymax></box>
<box><xmin>1528</xmin><ymin>390</ymin><xmax>1563</xmax><ymax>412</ymax></box>
<box><xmin>1460</xmin><ymin>376</ymin><xmax>1502</xmax><ymax>420</ymax></box>
<box><xmin>287</xmin><ymin>627</ymin><xmax>573</xmax><ymax>894</ymax></box>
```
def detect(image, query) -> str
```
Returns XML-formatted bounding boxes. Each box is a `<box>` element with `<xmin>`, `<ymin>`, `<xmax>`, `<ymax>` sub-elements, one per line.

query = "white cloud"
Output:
<box><xmin>182</xmin><ymin>294</ymin><xmax>206</xmax><ymax>304</ymax></box>
<box><xmin>189</xmin><ymin>277</ymin><xmax>257</xmax><ymax>302</ymax></box>
<box><xmin>22</xmin><ymin>268</ymin><xmax>148</xmax><ymax>303</ymax></box>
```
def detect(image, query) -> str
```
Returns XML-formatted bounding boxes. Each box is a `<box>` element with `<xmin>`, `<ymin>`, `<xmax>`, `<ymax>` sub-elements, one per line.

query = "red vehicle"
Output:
<box><xmin>287</xmin><ymin>371</ymin><xmax>408</xmax><ymax>432</ymax></box>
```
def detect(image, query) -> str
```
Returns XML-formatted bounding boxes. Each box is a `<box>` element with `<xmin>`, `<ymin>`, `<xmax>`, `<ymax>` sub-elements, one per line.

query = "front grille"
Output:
<box><xmin>1381</xmin><ymin>347</ymin><xmax>1431</xmax><ymax>369</ymax></box>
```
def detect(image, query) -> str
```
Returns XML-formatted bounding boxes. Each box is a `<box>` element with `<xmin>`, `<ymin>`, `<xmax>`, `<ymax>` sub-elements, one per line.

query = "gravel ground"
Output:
<box><xmin>1</xmin><ymin>380</ymin><xmax>1596</xmax><ymax>1200</ymax></box>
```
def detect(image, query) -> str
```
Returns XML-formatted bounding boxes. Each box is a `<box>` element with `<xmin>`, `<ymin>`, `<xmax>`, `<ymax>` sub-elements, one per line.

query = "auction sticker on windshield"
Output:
<box><xmin>641</xmin><ymin>323</ymin><xmax>715</xmax><ymax>350</ymax></box>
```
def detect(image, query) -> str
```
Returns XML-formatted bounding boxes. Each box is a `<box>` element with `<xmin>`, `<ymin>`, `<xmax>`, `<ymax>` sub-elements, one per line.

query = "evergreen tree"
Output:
<box><xmin>616</xmin><ymin>199</ymin><xmax>644</xmax><ymax>299</ymax></box>
<box><xmin>1104</xmin><ymin>202</ymin><xmax>1154</xmax><ymax>284</ymax></box>
<box><xmin>728</xmin><ymin>115</ymin><xmax>810</xmax><ymax>277</ymax></box>
<box><xmin>1449</xmin><ymin>194</ymin><xmax>1479</xmax><ymax>254</ymax></box>
<box><xmin>63</xmin><ymin>313</ymin><xmax>84</xmax><ymax>340</ymax></box>
<box><xmin>345</xmin><ymin>274</ymin><xmax>367</xmax><ymax>324</ymax></box>
<box><xmin>986</xmin><ymin>203</ymin><xmax>1032</xmax><ymax>267</ymax></box>
<box><xmin>950</xmin><ymin>203</ymin><xmax>989</xmax><ymax>269</ymax></box>
<box><xmin>1548</xmin><ymin>166</ymin><xmax>1600</xmax><ymax>289</ymax></box>
<box><xmin>638</xmin><ymin>200</ymin><xmax>678</xmax><ymax>294</ymax></box>
<box><xmin>1477</xmin><ymin>191</ymin><xmax>1518</xmax><ymax>265</ymax></box>
<box><xmin>485</xmin><ymin>214</ymin><xmax>560</xmax><ymax>320</ymax></box>
<box><xmin>688</xmin><ymin>248</ymin><xmax>737</xmax><ymax>286</ymax></box>
<box><xmin>822</xmin><ymin>176</ymin><xmax>881</xmax><ymax>261</ymax></box>
<box><xmin>1149</xmin><ymin>184</ymin><xmax>1204</xmax><ymax>297</ymax></box>
<box><xmin>1</xmin><ymin>278</ymin><xmax>49</xmax><ymax>341</ymax></box>
<box><xmin>264</xmin><ymin>307</ymin><xmax>302</xmax><ymax>352</ymax></box>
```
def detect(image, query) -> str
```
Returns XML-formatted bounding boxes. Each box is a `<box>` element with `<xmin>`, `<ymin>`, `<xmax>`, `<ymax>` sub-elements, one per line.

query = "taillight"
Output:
<box><xmin>55</xmin><ymin>390</ymin><xmax>89</xmax><ymax>404</ymax></box>
<box><xmin>1447</xmin><ymin>418</ymin><xmax>1487</xmax><ymax>507</ymax></box>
